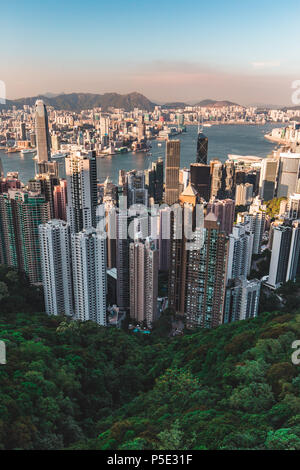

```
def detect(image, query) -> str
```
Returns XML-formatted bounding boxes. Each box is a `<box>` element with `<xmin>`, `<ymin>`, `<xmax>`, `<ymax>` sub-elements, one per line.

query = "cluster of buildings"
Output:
<box><xmin>1</xmin><ymin>99</ymin><xmax>300</xmax><ymax>331</ymax></box>
<box><xmin>1</xmin><ymin>100</ymin><xmax>300</xmax><ymax>163</ymax></box>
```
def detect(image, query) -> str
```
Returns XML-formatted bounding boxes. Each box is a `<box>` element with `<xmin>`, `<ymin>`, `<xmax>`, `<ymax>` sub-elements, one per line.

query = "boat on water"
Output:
<box><xmin>51</xmin><ymin>152</ymin><xmax>67</xmax><ymax>160</ymax></box>
<box><xmin>203</xmin><ymin>123</ymin><xmax>212</xmax><ymax>127</ymax></box>
<box><xmin>158</xmin><ymin>143</ymin><xmax>162</xmax><ymax>147</ymax></box>
<box><xmin>115</xmin><ymin>147</ymin><xmax>129</xmax><ymax>153</ymax></box>
<box><xmin>21</xmin><ymin>148</ymin><xmax>36</xmax><ymax>156</ymax></box>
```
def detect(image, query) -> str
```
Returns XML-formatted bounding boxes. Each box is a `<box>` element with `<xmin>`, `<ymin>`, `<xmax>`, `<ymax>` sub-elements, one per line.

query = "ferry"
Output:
<box><xmin>21</xmin><ymin>148</ymin><xmax>36</xmax><ymax>156</ymax></box>
<box><xmin>115</xmin><ymin>147</ymin><xmax>129</xmax><ymax>153</ymax></box>
<box><xmin>51</xmin><ymin>152</ymin><xmax>67</xmax><ymax>160</ymax></box>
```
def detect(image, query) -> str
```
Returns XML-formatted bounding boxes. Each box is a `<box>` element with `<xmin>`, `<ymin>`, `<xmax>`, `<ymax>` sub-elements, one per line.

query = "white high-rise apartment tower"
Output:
<box><xmin>39</xmin><ymin>220</ymin><xmax>73</xmax><ymax>317</ymax></box>
<box><xmin>243</xmin><ymin>211</ymin><xmax>266</xmax><ymax>255</ymax></box>
<box><xmin>71</xmin><ymin>228</ymin><xmax>107</xmax><ymax>325</ymax></box>
<box><xmin>227</xmin><ymin>223</ymin><xmax>253</xmax><ymax>282</ymax></box>
<box><xmin>66</xmin><ymin>151</ymin><xmax>98</xmax><ymax>233</ymax></box>
<box><xmin>129</xmin><ymin>237</ymin><xmax>158</xmax><ymax>328</ymax></box>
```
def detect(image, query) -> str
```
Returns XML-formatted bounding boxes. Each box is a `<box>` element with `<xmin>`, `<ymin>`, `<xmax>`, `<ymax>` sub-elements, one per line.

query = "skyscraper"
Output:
<box><xmin>206</xmin><ymin>199</ymin><xmax>235</xmax><ymax>235</ymax></box>
<box><xmin>287</xmin><ymin>194</ymin><xmax>300</xmax><ymax>219</ymax></box>
<box><xmin>179</xmin><ymin>168</ymin><xmax>190</xmax><ymax>191</ymax></box>
<box><xmin>168</xmin><ymin>195</ymin><xmax>204</xmax><ymax>316</ymax></box>
<box><xmin>267</xmin><ymin>225</ymin><xmax>292</xmax><ymax>289</ymax></box>
<box><xmin>168</xmin><ymin>203</ymin><xmax>194</xmax><ymax>315</ymax></box>
<box><xmin>276</xmin><ymin>153</ymin><xmax>300</xmax><ymax>198</ymax></box>
<box><xmin>20</xmin><ymin>122</ymin><xmax>26</xmax><ymax>141</ymax></box>
<box><xmin>35</xmin><ymin>100</ymin><xmax>51</xmax><ymax>169</ymax></box>
<box><xmin>190</xmin><ymin>163</ymin><xmax>211</xmax><ymax>201</ymax></box>
<box><xmin>39</xmin><ymin>220</ymin><xmax>73</xmax><ymax>317</ymax></box>
<box><xmin>0</xmin><ymin>189</ymin><xmax>50</xmax><ymax>284</ymax></box>
<box><xmin>222</xmin><ymin>160</ymin><xmax>235</xmax><ymax>199</ymax></box>
<box><xmin>28</xmin><ymin>173</ymin><xmax>59</xmax><ymax>219</ymax></box>
<box><xmin>158</xmin><ymin>207</ymin><xmax>171</xmax><ymax>271</ymax></box>
<box><xmin>196</xmin><ymin>132</ymin><xmax>208</xmax><ymax>164</ymax></box>
<box><xmin>165</xmin><ymin>140</ymin><xmax>180</xmax><ymax>205</ymax></box>
<box><xmin>66</xmin><ymin>151</ymin><xmax>98</xmax><ymax>233</ymax></box>
<box><xmin>147</xmin><ymin>158</ymin><xmax>164</xmax><ymax>203</ymax></box>
<box><xmin>243</xmin><ymin>210</ymin><xmax>266</xmax><ymax>255</ymax></box>
<box><xmin>71</xmin><ymin>228</ymin><xmax>107</xmax><ymax>325</ymax></box>
<box><xmin>259</xmin><ymin>157</ymin><xmax>279</xmax><ymax>201</ymax></box>
<box><xmin>126</xmin><ymin>170</ymin><xmax>148</xmax><ymax>206</ymax></box>
<box><xmin>116</xmin><ymin>206</ymin><xmax>130</xmax><ymax>310</ymax></box>
<box><xmin>53</xmin><ymin>180</ymin><xmax>68</xmax><ymax>221</ymax></box>
<box><xmin>185</xmin><ymin>212</ymin><xmax>228</xmax><ymax>328</ymax></box>
<box><xmin>137</xmin><ymin>115</ymin><xmax>145</xmax><ymax>142</ymax></box>
<box><xmin>286</xmin><ymin>220</ymin><xmax>300</xmax><ymax>282</ymax></box>
<box><xmin>210</xmin><ymin>159</ymin><xmax>223</xmax><ymax>199</ymax></box>
<box><xmin>129</xmin><ymin>237</ymin><xmax>158</xmax><ymax>328</ymax></box>
<box><xmin>235</xmin><ymin>183</ymin><xmax>253</xmax><ymax>206</ymax></box>
<box><xmin>224</xmin><ymin>278</ymin><xmax>261</xmax><ymax>323</ymax></box>
<box><xmin>226</xmin><ymin>223</ymin><xmax>253</xmax><ymax>281</ymax></box>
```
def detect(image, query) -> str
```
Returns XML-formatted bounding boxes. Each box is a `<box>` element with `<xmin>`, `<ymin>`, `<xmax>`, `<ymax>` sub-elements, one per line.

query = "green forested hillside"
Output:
<box><xmin>0</xmin><ymin>266</ymin><xmax>300</xmax><ymax>450</ymax></box>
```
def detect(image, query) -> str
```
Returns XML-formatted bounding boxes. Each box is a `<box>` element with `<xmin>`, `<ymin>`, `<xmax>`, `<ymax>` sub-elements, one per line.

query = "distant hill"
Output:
<box><xmin>162</xmin><ymin>102</ymin><xmax>189</xmax><ymax>109</ymax></box>
<box><xmin>0</xmin><ymin>93</ymin><xmax>245</xmax><ymax>112</ymax></box>
<box><xmin>0</xmin><ymin>92</ymin><xmax>156</xmax><ymax>112</ymax></box>
<box><xmin>282</xmin><ymin>105</ymin><xmax>300</xmax><ymax>111</ymax></box>
<box><xmin>195</xmin><ymin>99</ymin><xmax>241</xmax><ymax>107</ymax></box>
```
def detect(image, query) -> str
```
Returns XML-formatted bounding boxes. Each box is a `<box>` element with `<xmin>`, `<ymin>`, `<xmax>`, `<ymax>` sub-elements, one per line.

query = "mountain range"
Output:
<box><xmin>0</xmin><ymin>92</ymin><xmax>156</xmax><ymax>112</ymax></box>
<box><xmin>0</xmin><ymin>92</ymin><xmax>242</xmax><ymax>112</ymax></box>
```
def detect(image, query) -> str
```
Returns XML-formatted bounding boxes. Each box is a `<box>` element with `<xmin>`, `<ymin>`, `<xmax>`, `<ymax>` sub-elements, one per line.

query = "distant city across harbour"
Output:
<box><xmin>0</xmin><ymin>123</ymin><xmax>284</xmax><ymax>185</ymax></box>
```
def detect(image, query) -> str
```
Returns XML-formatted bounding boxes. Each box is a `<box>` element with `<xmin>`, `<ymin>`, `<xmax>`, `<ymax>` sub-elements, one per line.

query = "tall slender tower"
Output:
<box><xmin>185</xmin><ymin>212</ymin><xmax>228</xmax><ymax>328</ymax></box>
<box><xmin>71</xmin><ymin>228</ymin><xmax>107</xmax><ymax>325</ymax></box>
<box><xmin>65</xmin><ymin>151</ymin><xmax>98</xmax><ymax>233</ymax></box>
<box><xmin>0</xmin><ymin>158</ymin><xmax>3</xmax><ymax>178</ymax></box>
<box><xmin>267</xmin><ymin>221</ymin><xmax>300</xmax><ymax>289</ymax></box>
<box><xmin>35</xmin><ymin>100</ymin><xmax>51</xmax><ymax>167</ymax></box>
<box><xmin>152</xmin><ymin>158</ymin><xmax>164</xmax><ymax>203</ymax></box>
<box><xmin>196</xmin><ymin>120</ymin><xmax>208</xmax><ymax>164</ymax></box>
<box><xmin>53</xmin><ymin>180</ymin><xmax>68</xmax><ymax>221</ymax></box>
<box><xmin>210</xmin><ymin>159</ymin><xmax>223</xmax><ymax>199</ymax></box>
<box><xmin>259</xmin><ymin>158</ymin><xmax>279</xmax><ymax>201</ymax></box>
<box><xmin>168</xmin><ymin>195</ymin><xmax>200</xmax><ymax>315</ymax></box>
<box><xmin>243</xmin><ymin>210</ymin><xmax>265</xmax><ymax>255</ymax></box>
<box><xmin>226</xmin><ymin>223</ymin><xmax>253</xmax><ymax>281</ymax></box>
<box><xmin>39</xmin><ymin>220</ymin><xmax>73</xmax><ymax>317</ymax></box>
<box><xmin>165</xmin><ymin>140</ymin><xmax>180</xmax><ymax>205</ymax></box>
<box><xmin>129</xmin><ymin>237</ymin><xmax>158</xmax><ymax>328</ymax></box>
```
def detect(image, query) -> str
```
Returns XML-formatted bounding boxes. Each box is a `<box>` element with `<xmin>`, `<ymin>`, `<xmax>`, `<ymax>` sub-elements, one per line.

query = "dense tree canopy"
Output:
<box><xmin>0</xmin><ymin>266</ymin><xmax>300</xmax><ymax>450</ymax></box>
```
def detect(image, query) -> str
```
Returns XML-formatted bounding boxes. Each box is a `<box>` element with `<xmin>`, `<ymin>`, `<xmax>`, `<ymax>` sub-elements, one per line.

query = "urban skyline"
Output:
<box><xmin>1</xmin><ymin>85</ymin><xmax>300</xmax><ymax>452</ymax></box>
<box><xmin>2</xmin><ymin>96</ymin><xmax>300</xmax><ymax>331</ymax></box>
<box><xmin>1</xmin><ymin>1</ymin><xmax>300</xmax><ymax>451</ymax></box>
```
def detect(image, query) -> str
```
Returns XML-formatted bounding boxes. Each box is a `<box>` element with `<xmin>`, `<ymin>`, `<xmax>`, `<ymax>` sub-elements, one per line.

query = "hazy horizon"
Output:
<box><xmin>4</xmin><ymin>89</ymin><xmax>294</xmax><ymax>108</ymax></box>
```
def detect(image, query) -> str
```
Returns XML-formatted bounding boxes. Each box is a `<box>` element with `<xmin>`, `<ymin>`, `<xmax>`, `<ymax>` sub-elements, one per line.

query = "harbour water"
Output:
<box><xmin>0</xmin><ymin>123</ymin><xmax>284</xmax><ymax>185</ymax></box>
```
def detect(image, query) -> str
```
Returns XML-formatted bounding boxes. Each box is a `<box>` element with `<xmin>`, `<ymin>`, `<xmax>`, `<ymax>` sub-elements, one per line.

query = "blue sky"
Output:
<box><xmin>1</xmin><ymin>0</ymin><xmax>300</xmax><ymax>104</ymax></box>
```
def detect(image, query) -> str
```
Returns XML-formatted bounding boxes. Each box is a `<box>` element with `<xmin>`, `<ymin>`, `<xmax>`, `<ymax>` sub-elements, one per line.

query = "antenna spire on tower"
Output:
<box><xmin>198</xmin><ymin>113</ymin><xmax>203</xmax><ymax>134</ymax></box>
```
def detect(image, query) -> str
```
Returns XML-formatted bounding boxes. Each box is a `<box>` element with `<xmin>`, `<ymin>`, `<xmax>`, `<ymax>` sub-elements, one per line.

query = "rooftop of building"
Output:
<box><xmin>180</xmin><ymin>183</ymin><xmax>198</xmax><ymax>197</ymax></box>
